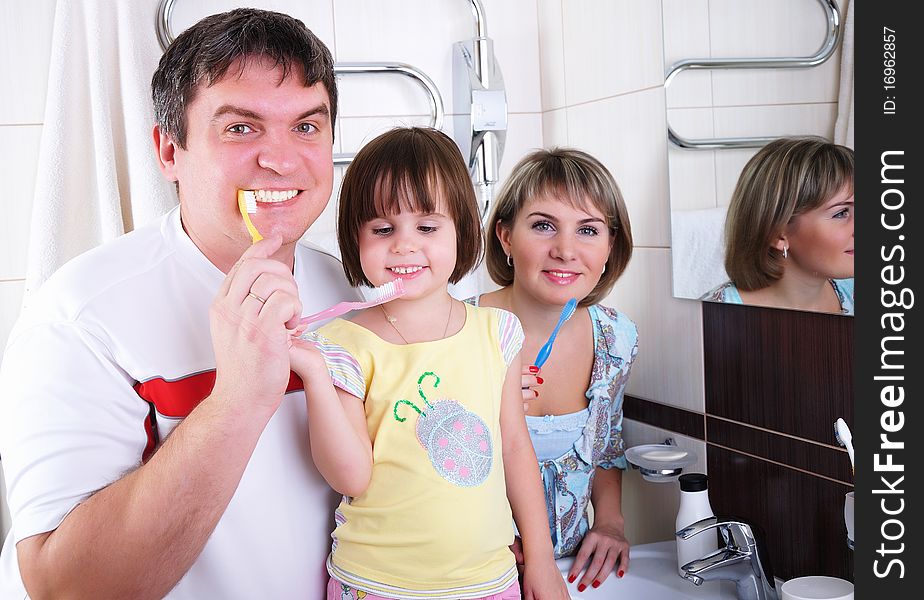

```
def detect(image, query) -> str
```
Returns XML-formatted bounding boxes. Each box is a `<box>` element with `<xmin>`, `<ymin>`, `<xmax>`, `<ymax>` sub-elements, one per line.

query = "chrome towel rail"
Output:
<box><xmin>665</xmin><ymin>0</ymin><xmax>842</xmax><ymax>150</ymax></box>
<box><xmin>154</xmin><ymin>0</ymin><xmax>445</xmax><ymax>166</ymax></box>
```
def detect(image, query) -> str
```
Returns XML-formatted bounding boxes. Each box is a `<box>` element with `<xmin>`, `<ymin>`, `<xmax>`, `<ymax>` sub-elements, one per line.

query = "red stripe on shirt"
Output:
<box><xmin>134</xmin><ymin>371</ymin><xmax>305</xmax><ymax>419</ymax></box>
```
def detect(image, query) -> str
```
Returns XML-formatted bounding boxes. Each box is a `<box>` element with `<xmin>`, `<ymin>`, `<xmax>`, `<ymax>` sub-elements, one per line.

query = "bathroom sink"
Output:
<box><xmin>557</xmin><ymin>540</ymin><xmax>738</xmax><ymax>599</ymax></box>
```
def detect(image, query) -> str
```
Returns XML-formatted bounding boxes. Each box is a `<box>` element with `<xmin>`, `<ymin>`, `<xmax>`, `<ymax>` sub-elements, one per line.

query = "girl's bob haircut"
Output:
<box><xmin>485</xmin><ymin>147</ymin><xmax>632</xmax><ymax>306</ymax></box>
<box><xmin>337</xmin><ymin>127</ymin><xmax>483</xmax><ymax>287</ymax></box>
<box><xmin>724</xmin><ymin>136</ymin><xmax>854</xmax><ymax>291</ymax></box>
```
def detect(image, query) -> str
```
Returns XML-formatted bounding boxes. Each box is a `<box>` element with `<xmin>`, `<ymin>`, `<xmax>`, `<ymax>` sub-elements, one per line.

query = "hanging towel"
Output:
<box><xmin>670</xmin><ymin>206</ymin><xmax>729</xmax><ymax>300</ymax></box>
<box><xmin>24</xmin><ymin>0</ymin><xmax>177</xmax><ymax>305</ymax></box>
<box><xmin>834</xmin><ymin>0</ymin><xmax>853</xmax><ymax>148</ymax></box>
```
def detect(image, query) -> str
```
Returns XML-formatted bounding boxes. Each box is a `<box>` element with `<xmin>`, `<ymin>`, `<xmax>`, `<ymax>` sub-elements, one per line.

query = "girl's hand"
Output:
<box><xmin>521</xmin><ymin>365</ymin><xmax>542</xmax><ymax>410</ymax></box>
<box><xmin>287</xmin><ymin>335</ymin><xmax>329</xmax><ymax>385</ymax></box>
<box><xmin>522</xmin><ymin>558</ymin><xmax>570</xmax><ymax>599</ymax></box>
<box><xmin>567</xmin><ymin>522</ymin><xmax>630</xmax><ymax>591</ymax></box>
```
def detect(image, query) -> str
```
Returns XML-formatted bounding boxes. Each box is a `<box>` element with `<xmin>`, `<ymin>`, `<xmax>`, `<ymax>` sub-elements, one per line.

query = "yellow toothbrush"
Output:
<box><xmin>237</xmin><ymin>190</ymin><xmax>262</xmax><ymax>243</ymax></box>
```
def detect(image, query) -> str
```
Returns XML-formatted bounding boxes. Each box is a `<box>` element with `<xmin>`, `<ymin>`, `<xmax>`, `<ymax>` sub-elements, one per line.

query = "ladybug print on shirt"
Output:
<box><xmin>393</xmin><ymin>371</ymin><xmax>493</xmax><ymax>487</ymax></box>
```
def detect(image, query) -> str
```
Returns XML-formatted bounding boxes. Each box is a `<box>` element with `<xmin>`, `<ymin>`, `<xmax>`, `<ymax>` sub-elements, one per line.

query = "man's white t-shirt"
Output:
<box><xmin>0</xmin><ymin>207</ymin><xmax>356</xmax><ymax>598</ymax></box>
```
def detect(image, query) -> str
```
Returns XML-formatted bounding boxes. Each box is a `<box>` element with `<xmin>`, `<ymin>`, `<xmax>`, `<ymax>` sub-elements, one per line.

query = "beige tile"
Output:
<box><xmin>708</xmin><ymin>0</ymin><xmax>842</xmax><ymax>106</ymax></box>
<box><xmin>541</xmin><ymin>109</ymin><xmax>568</xmax><ymax>148</ymax></box>
<box><xmin>621</xmin><ymin>419</ymin><xmax>708</xmax><ymax>544</ymax></box>
<box><xmin>667</xmin><ymin>108</ymin><xmax>716</xmax><ymax>212</ymax></box>
<box><xmin>537</xmin><ymin>0</ymin><xmax>566</xmax><ymax>111</ymax></box>
<box><xmin>562</xmin><ymin>0</ymin><xmax>663</xmax><ymax>105</ymax></box>
<box><xmin>662</xmin><ymin>0</ymin><xmax>713</xmax><ymax>109</ymax></box>
<box><xmin>0</xmin><ymin>126</ymin><xmax>42</xmax><ymax>279</ymax></box>
<box><xmin>0</xmin><ymin>0</ymin><xmax>56</xmax><ymax>124</ymax></box>
<box><xmin>605</xmin><ymin>248</ymin><xmax>704</xmax><ymax>413</ymax></box>
<box><xmin>567</xmin><ymin>89</ymin><xmax>670</xmax><ymax>248</ymax></box>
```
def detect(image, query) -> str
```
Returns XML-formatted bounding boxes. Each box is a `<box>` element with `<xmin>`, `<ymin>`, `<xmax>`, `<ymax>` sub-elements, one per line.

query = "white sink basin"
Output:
<box><xmin>556</xmin><ymin>540</ymin><xmax>738</xmax><ymax>599</ymax></box>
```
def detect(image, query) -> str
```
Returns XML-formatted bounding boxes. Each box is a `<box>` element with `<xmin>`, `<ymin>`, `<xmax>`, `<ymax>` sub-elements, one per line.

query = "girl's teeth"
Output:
<box><xmin>391</xmin><ymin>266</ymin><xmax>422</xmax><ymax>275</ymax></box>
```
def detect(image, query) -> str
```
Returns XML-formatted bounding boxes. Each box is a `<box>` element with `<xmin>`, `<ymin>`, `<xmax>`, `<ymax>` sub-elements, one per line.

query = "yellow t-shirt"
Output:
<box><xmin>311</xmin><ymin>304</ymin><xmax>523</xmax><ymax>598</ymax></box>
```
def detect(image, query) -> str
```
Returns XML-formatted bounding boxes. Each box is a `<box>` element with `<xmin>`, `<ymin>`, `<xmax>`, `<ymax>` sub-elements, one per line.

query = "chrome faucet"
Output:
<box><xmin>676</xmin><ymin>516</ymin><xmax>778</xmax><ymax>600</ymax></box>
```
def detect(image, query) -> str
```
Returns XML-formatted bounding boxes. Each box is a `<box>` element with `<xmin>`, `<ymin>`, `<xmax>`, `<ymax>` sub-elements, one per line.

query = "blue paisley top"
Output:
<box><xmin>468</xmin><ymin>299</ymin><xmax>639</xmax><ymax>558</ymax></box>
<box><xmin>701</xmin><ymin>278</ymin><xmax>854</xmax><ymax>316</ymax></box>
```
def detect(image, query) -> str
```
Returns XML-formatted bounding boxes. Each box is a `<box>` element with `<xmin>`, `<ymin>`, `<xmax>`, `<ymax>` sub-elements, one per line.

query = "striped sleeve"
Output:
<box><xmin>299</xmin><ymin>331</ymin><xmax>365</xmax><ymax>399</ymax></box>
<box><xmin>495</xmin><ymin>308</ymin><xmax>525</xmax><ymax>366</ymax></box>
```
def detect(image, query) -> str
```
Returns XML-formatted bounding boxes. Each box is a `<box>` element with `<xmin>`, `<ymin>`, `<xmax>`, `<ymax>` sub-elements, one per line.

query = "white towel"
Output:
<box><xmin>670</xmin><ymin>206</ymin><xmax>729</xmax><ymax>300</ymax></box>
<box><xmin>834</xmin><ymin>0</ymin><xmax>854</xmax><ymax>148</ymax></box>
<box><xmin>24</xmin><ymin>0</ymin><xmax>177</xmax><ymax>304</ymax></box>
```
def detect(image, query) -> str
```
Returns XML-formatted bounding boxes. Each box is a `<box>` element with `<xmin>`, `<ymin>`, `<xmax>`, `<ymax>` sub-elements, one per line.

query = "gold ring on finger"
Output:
<box><xmin>247</xmin><ymin>291</ymin><xmax>267</xmax><ymax>304</ymax></box>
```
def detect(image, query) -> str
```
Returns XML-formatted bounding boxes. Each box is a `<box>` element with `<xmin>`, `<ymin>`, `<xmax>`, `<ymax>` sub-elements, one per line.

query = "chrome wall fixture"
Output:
<box><xmin>453</xmin><ymin>0</ymin><xmax>507</xmax><ymax>221</ymax></box>
<box><xmin>154</xmin><ymin>0</ymin><xmax>444</xmax><ymax>166</ymax></box>
<box><xmin>665</xmin><ymin>0</ymin><xmax>842</xmax><ymax>150</ymax></box>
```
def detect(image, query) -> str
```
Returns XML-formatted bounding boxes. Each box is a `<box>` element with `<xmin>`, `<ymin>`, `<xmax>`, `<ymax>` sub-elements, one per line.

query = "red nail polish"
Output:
<box><xmin>528</xmin><ymin>365</ymin><xmax>539</xmax><ymax>373</ymax></box>
<box><xmin>536</xmin><ymin>376</ymin><xmax>544</xmax><ymax>384</ymax></box>
<box><xmin>567</xmin><ymin>574</ymin><xmax>575</xmax><ymax>583</ymax></box>
<box><xmin>534</xmin><ymin>389</ymin><xmax>540</xmax><ymax>397</ymax></box>
<box><xmin>618</xmin><ymin>570</ymin><xmax>625</xmax><ymax>578</ymax></box>
<box><xmin>592</xmin><ymin>580</ymin><xmax>601</xmax><ymax>588</ymax></box>
<box><xmin>578</xmin><ymin>584</ymin><xmax>586</xmax><ymax>592</ymax></box>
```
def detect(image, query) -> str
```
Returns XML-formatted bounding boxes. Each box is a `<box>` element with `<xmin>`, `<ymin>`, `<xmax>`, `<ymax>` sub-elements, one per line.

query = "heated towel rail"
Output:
<box><xmin>665</xmin><ymin>0</ymin><xmax>842</xmax><ymax>149</ymax></box>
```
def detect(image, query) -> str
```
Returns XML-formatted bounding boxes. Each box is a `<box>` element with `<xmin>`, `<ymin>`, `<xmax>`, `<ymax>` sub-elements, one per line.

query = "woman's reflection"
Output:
<box><xmin>702</xmin><ymin>137</ymin><xmax>854</xmax><ymax>315</ymax></box>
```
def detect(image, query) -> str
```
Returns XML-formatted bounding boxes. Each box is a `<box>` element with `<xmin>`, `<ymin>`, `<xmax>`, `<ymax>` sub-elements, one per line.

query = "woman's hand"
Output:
<box><xmin>567</xmin><ymin>522</ymin><xmax>630</xmax><ymax>591</ymax></box>
<box><xmin>522</xmin><ymin>558</ymin><xmax>570</xmax><ymax>599</ymax></box>
<box><xmin>520</xmin><ymin>365</ymin><xmax>542</xmax><ymax>410</ymax></box>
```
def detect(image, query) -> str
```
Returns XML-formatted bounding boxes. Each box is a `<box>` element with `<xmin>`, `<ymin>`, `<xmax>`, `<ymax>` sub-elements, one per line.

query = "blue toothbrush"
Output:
<box><xmin>533</xmin><ymin>298</ymin><xmax>578</xmax><ymax>369</ymax></box>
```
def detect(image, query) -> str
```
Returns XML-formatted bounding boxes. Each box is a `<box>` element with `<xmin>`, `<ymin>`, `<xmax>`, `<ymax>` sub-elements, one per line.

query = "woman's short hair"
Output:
<box><xmin>485</xmin><ymin>148</ymin><xmax>633</xmax><ymax>306</ymax></box>
<box><xmin>337</xmin><ymin>127</ymin><xmax>482</xmax><ymax>287</ymax></box>
<box><xmin>724</xmin><ymin>136</ymin><xmax>854</xmax><ymax>291</ymax></box>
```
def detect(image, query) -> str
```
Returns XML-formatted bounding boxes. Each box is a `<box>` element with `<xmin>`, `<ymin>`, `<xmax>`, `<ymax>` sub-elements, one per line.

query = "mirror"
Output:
<box><xmin>666</xmin><ymin>0</ymin><xmax>853</xmax><ymax>315</ymax></box>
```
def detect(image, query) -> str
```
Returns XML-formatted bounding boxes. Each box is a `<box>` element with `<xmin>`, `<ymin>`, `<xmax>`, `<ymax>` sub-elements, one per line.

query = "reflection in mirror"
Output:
<box><xmin>666</xmin><ymin>0</ymin><xmax>854</xmax><ymax>315</ymax></box>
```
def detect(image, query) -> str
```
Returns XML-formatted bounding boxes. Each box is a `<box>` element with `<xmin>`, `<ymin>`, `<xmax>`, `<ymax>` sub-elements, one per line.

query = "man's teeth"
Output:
<box><xmin>253</xmin><ymin>190</ymin><xmax>299</xmax><ymax>203</ymax></box>
<box><xmin>390</xmin><ymin>266</ymin><xmax>423</xmax><ymax>275</ymax></box>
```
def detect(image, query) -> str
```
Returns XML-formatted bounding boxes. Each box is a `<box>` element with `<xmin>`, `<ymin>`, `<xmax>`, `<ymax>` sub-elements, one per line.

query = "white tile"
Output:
<box><xmin>621</xmin><ymin>419</ymin><xmax>707</xmax><ymax>544</ymax></box>
<box><xmin>481</xmin><ymin>0</ymin><xmax>542</xmax><ymax>114</ymax></box>
<box><xmin>714</xmin><ymin>149</ymin><xmax>758</xmax><ymax>211</ymax></box>
<box><xmin>537</xmin><ymin>0</ymin><xmax>567</xmax><ymax>111</ymax></box>
<box><xmin>562</xmin><ymin>0</ymin><xmax>663</xmax><ymax>105</ymax></box>
<box><xmin>662</xmin><ymin>0</ymin><xmax>713</xmax><ymax>108</ymax></box>
<box><xmin>301</xmin><ymin>166</ymin><xmax>344</xmax><ymax>260</ymax></box>
<box><xmin>605</xmin><ymin>248</ymin><xmax>704</xmax><ymax>413</ymax></box>
<box><xmin>497</xmin><ymin>113</ymin><xmax>544</xmax><ymax>183</ymax></box>
<box><xmin>667</xmin><ymin>108</ymin><xmax>716</xmax><ymax>213</ymax></box>
<box><xmin>708</xmin><ymin>0</ymin><xmax>842</xmax><ymax>106</ymax></box>
<box><xmin>0</xmin><ymin>0</ymin><xmax>56</xmax><ymax>124</ymax></box>
<box><xmin>0</xmin><ymin>126</ymin><xmax>42</xmax><ymax>279</ymax></box>
<box><xmin>567</xmin><ymin>89</ymin><xmax>670</xmax><ymax>248</ymax></box>
<box><xmin>541</xmin><ymin>108</ymin><xmax>568</xmax><ymax>148</ymax></box>
<box><xmin>0</xmin><ymin>280</ymin><xmax>26</xmax><ymax>363</ymax></box>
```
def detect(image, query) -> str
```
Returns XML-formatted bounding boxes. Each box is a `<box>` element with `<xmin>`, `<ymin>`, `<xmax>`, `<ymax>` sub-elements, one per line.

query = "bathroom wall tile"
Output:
<box><xmin>708</xmin><ymin>0</ymin><xmax>844</xmax><ymax>106</ymax></box>
<box><xmin>666</xmin><ymin>108</ymin><xmax>716</xmax><ymax>213</ymax></box>
<box><xmin>566</xmin><ymin>89</ymin><xmax>670</xmax><ymax>248</ymax></box>
<box><xmin>621</xmin><ymin>419</ymin><xmax>707</xmax><ymax>544</ymax></box>
<box><xmin>606</xmin><ymin>248</ymin><xmax>705</xmax><ymax>413</ymax></box>
<box><xmin>536</xmin><ymin>0</ymin><xmax>566</xmax><ymax>112</ymax></box>
<box><xmin>708</xmin><ymin>445</ymin><xmax>852</xmax><ymax>581</ymax></box>
<box><xmin>0</xmin><ymin>0</ymin><xmax>56</xmax><ymax>124</ymax></box>
<box><xmin>662</xmin><ymin>0</ymin><xmax>713</xmax><ymax>109</ymax></box>
<box><xmin>301</xmin><ymin>166</ymin><xmax>345</xmax><ymax>259</ymax></box>
<box><xmin>498</xmin><ymin>113</ymin><xmax>543</xmax><ymax>182</ymax></box>
<box><xmin>0</xmin><ymin>125</ymin><xmax>42</xmax><ymax>280</ymax></box>
<box><xmin>707</xmin><ymin>417</ymin><xmax>852</xmax><ymax>484</ymax></box>
<box><xmin>0</xmin><ymin>280</ymin><xmax>26</xmax><ymax>365</ymax></box>
<box><xmin>333</xmin><ymin>0</ymin><xmax>540</xmax><ymax>118</ymax></box>
<box><xmin>337</xmin><ymin>115</ymin><xmax>433</xmax><ymax>160</ymax></box>
<box><xmin>561</xmin><ymin>0</ymin><xmax>663</xmax><ymax>106</ymax></box>
<box><xmin>702</xmin><ymin>302</ymin><xmax>854</xmax><ymax>445</ymax></box>
<box><xmin>541</xmin><ymin>108</ymin><xmax>568</xmax><ymax>148</ymax></box>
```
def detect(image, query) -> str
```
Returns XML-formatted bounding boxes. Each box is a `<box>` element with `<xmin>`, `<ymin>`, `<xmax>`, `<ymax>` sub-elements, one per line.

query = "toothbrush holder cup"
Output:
<box><xmin>844</xmin><ymin>491</ymin><xmax>854</xmax><ymax>548</ymax></box>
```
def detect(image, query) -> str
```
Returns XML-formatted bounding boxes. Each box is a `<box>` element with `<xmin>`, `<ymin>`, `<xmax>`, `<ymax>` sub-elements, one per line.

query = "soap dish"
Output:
<box><xmin>625</xmin><ymin>444</ymin><xmax>697</xmax><ymax>482</ymax></box>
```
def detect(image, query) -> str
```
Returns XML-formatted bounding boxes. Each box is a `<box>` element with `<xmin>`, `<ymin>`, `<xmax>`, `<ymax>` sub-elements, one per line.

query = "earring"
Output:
<box><xmin>783</xmin><ymin>246</ymin><xmax>789</xmax><ymax>259</ymax></box>
<box><xmin>506</xmin><ymin>254</ymin><xmax>513</xmax><ymax>267</ymax></box>
<box><xmin>602</xmin><ymin>263</ymin><xmax>607</xmax><ymax>274</ymax></box>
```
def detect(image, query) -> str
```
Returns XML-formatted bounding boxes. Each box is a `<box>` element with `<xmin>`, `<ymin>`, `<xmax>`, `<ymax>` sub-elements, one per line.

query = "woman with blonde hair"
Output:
<box><xmin>703</xmin><ymin>136</ymin><xmax>854</xmax><ymax>314</ymax></box>
<box><xmin>470</xmin><ymin>148</ymin><xmax>637</xmax><ymax>593</ymax></box>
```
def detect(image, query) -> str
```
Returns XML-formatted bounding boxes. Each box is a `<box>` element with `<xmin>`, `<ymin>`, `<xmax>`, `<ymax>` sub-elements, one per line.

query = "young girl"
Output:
<box><xmin>471</xmin><ymin>148</ymin><xmax>638</xmax><ymax>593</ymax></box>
<box><xmin>289</xmin><ymin>127</ymin><xmax>568</xmax><ymax>600</ymax></box>
<box><xmin>702</xmin><ymin>136</ymin><xmax>854</xmax><ymax>314</ymax></box>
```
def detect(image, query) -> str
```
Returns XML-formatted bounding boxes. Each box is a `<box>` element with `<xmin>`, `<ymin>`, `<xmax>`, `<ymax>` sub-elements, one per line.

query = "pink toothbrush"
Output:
<box><xmin>299</xmin><ymin>279</ymin><xmax>406</xmax><ymax>327</ymax></box>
